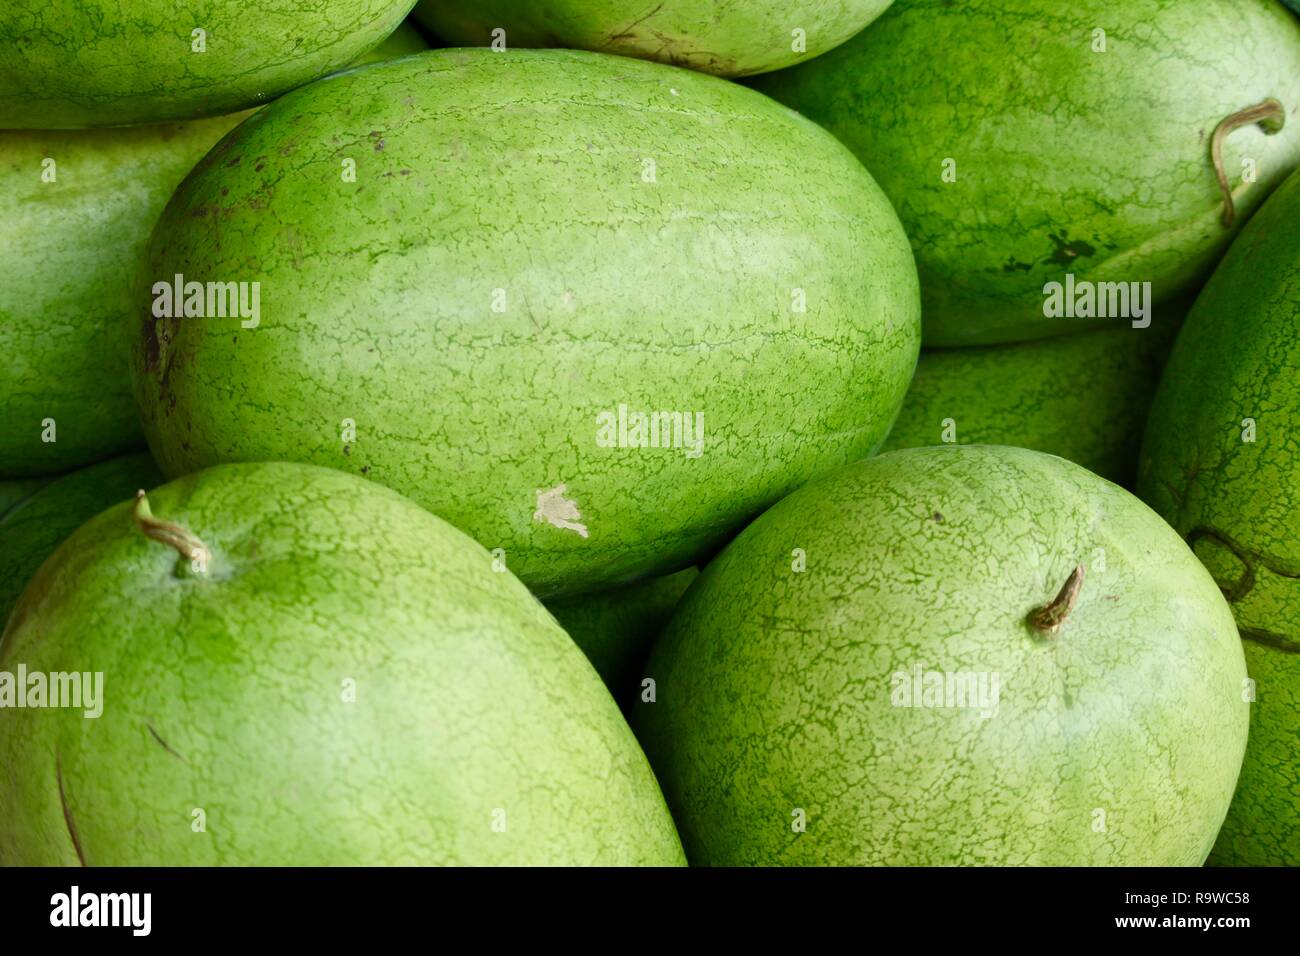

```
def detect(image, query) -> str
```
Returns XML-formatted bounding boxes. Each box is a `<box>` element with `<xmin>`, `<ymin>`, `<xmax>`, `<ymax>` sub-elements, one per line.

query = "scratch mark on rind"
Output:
<box><xmin>56</xmin><ymin>752</ymin><xmax>87</xmax><ymax>867</ymax></box>
<box><xmin>147</xmin><ymin>722</ymin><xmax>187</xmax><ymax>762</ymax></box>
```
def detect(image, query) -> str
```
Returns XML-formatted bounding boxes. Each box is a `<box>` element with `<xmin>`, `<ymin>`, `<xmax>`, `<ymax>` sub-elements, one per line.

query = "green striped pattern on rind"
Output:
<box><xmin>882</xmin><ymin>301</ymin><xmax>1185</xmax><ymax>485</ymax></box>
<box><xmin>0</xmin><ymin>462</ymin><xmax>684</xmax><ymax>865</ymax></box>
<box><xmin>134</xmin><ymin>48</ymin><xmax>921</xmax><ymax>599</ymax></box>
<box><xmin>414</xmin><ymin>0</ymin><xmax>894</xmax><ymax>77</ymax></box>
<box><xmin>1139</xmin><ymin>166</ymin><xmax>1300</xmax><ymax>867</ymax></box>
<box><xmin>753</xmin><ymin>0</ymin><xmax>1300</xmax><ymax>346</ymax></box>
<box><xmin>638</xmin><ymin>445</ymin><xmax>1248</xmax><ymax>865</ymax></box>
<box><xmin>0</xmin><ymin>1</ymin><xmax>416</xmax><ymax>128</ymax></box>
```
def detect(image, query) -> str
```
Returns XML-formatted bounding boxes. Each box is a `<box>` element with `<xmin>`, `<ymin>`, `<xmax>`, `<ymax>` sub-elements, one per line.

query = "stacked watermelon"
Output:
<box><xmin>2</xmin><ymin>0</ymin><xmax>1299</xmax><ymax>867</ymax></box>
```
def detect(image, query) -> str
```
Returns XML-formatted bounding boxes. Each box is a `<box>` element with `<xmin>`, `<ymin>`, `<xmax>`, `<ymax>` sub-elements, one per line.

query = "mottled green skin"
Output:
<box><xmin>753</xmin><ymin>0</ymin><xmax>1300</xmax><ymax>346</ymax></box>
<box><xmin>414</xmin><ymin>0</ymin><xmax>893</xmax><ymax>76</ymax></box>
<box><xmin>0</xmin><ymin>462</ymin><xmax>684</xmax><ymax>866</ymax></box>
<box><xmin>134</xmin><ymin>48</ymin><xmax>921</xmax><ymax>599</ymax></box>
<box><xmin>0</xmin><ymin>114</ymin><xmax>246</xmax><ymax>477</ymax></box>
<box><xmin>638</xmin><ymin>445</ymin><xmax>1248</xmax><ymax>865</ymax></box>
<box><xmin>546</xmin><ymin>567</ymin><xmax>698</xmax><ymax>698</ymax></box>
<box><xmin>882</xmin><ymin>299</ymin><xmax>1186</xmax><ymax>485</ymax></box>
<box><xmin>0</xmin><ymin>1</ymin><xmax>416</xmax><ymax>127</ymax></box>
<box><xmin>0</xmin><ymin>454</ymin><xmax>162</xmax><ymax>631</ymax></box>
<box><xmin>1138</xmin><ymin>167</ymin><xmax>1300</xmax><ymax>867</ymax></box>
<box><xmin>0</xmin><ymin>25</ymin><xmax>427</xmax><ymax>481</ymax></box>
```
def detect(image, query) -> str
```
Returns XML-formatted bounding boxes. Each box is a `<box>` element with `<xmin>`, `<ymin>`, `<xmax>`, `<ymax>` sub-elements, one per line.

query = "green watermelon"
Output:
<box><xmin>0</xmin><ymin>1</ymin><xmax>417</xmax><ymax>127</ymax></box>
<box><xmin>0</xmin><ymin>24</ymin><xmax>429</xmax><ymax>480</ymax></box>
<box><xmin>546</xmin><ymin>567</ymin><xmax>698</xmax><ymax>698</ymax></box>
<box><xmin>753</xmin><ymin>0</ymin><xmax>1300</xmax><ymax>346</ymax></box>
<box><xmin>413</xmin><ymin>0</ymin><xmax>893</xmax><ymax>76</ymax></box>
<box><xmin>0</xmin><ymin>462</ymin><xmax>684</xmax><ymax>865</ymax></box>
<box><xmin>0</xmin><ymin>453</ymin><xmax>162</xmax><ymax>629</ymax></box>
<box><xmin>133</xmin><ymin>49</ymin><xmax>921</xmax><ymax>599</ymax></box>
<box><xmin>1138</xmin><ymin>166</ymin><xmax>1300</xmax><ymax>867</ymax></box>
<box><xmin>0</xmin><ymin>477</ymin><xmax>54</xmax><ymax>518</ymax></box>
<box><xmin>882</xmin><ymin>297</ymin><xmax>1187</xmax><ymax>485</ymax></box>
<box><xmin>0</xmin><ymin>114</ymin><xmax>247</xmax><ymax>477</ymax></box>
<box><xmin>638</xmin><ymin>445</ymin><xmax>1248</xmax><ymax>865</ymax></box>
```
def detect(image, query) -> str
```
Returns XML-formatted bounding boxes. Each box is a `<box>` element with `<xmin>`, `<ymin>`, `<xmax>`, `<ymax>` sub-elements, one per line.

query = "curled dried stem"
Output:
<box><xmin>1211</xmin><ymin>99</ymin><xmax>1286</xmax><ymax>229</ymax></box>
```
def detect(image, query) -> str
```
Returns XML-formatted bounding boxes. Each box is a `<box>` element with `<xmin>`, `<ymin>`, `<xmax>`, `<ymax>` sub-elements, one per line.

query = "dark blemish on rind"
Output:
<box><xmin>142</xmin><ymin>314</ymin><xmax>160</xmax><ymax>373</ymax></box>
<box><xmin>1001</xmin><ymin>257</ymin><xmax>1034</xmax><ymax>273</ymax></box>
<box><xmin>932</xmin><ymin>512</ymin><xmax>944</xmax><ymax>523</ymax></box>
<box><xmin>342</xmin><ymin>445</ymin><xmax>351</xmax><ymax>457</ymax></box>
<box><xmin>147</xmin><ymin>722</ymin><xmax>187</xmax><ymax>761</ymax></box>
<box><xmin>1044</xmin><ymin>232</ymin><xmax>1098</xmax><ymax>266</ymax></box>
<box><xmin>56</xmin><ymin>753</ymin><xmax>87</xmax><ymax>866</ymax></box>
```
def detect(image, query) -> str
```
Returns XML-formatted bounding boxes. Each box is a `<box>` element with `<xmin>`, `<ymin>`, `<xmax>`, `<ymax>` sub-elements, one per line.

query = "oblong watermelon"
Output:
<box><xmin>133</xmin><ymin>49</ymin><xmax>922</xmax><ymax>598</ymax></box>
<box><xmin>414</xmin><ymin>0</ymin><xmax>894</xmax><ymax>77</ymax></box>
<box><xmin>1138</xmin><ymin>166</ymin><xmax>1300</xmax><ymax>867</ymax></box>
<box><xmin>0</xmin><ymin>0</ymin><xmax>416</xmax><ymax>127</ymax></box>
<box><xmin>0</xmin><ymin>461</ymin><xmax>684</xmax><ymax>865</ymax></box>
<box><xmin>754</xmin><ymin>0</ymin><xmax>1300</xmax><ymax>345</ymax></box>
<box><xmin>638</xmin><ymin>445</ymin><xmax>1249</xmax><ymax>865</ymax></box>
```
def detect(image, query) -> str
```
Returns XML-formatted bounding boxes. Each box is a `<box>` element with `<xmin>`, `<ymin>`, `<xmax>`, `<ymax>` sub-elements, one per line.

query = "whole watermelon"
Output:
<box><xmin>0</xmin><ymin>453</ymin><xmax>162</xmax><ymax>628</ymax></box>
<box><xmin>882</xmin><ymin>296</ymin><xmax>1186</xmax><ymax>485</ymax></box>
<box><xmin>414</xmin><ymin>0</ymin><xmax>894</xmax><ymax>76</ymax></box>
<box><xmin>0</xmin><ymin>462</ymin><xmax>684</xmax><ymax>866</ymax></box>
<box><xmin>0</xmin><ymin>1</ymin><xmax>417</xmax><ymax>128</ymax></box>
<box><xmin>638</xmin><ymin>445</ymin><xmax>1249</xmax><ymax>865</ymax></box>
<box><xmin>0</xmin><ymin>24</ymin><xmax>429</xmax><ymax>480</ymax></box>
<box><xmin>133</xmin><ymin>49</ymin><xmax>921</xmax><ymax>599</ymax></box>
<box><xmin>1138</xmin><ymin>166</ymin><xmax>1300</xmax><ymax>867</ymax></box>
<box><xmin>753</xmin><ymin>0</ymin><xmax>1300</xmax><ymax>345</ymax></box>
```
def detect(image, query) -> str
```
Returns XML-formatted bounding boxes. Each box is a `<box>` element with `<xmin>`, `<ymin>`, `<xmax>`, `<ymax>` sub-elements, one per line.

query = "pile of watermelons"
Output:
<box><xmin>1</xmin><ymin>0</ymin><xmax>1298</xmax><ymax>867</ymax></box>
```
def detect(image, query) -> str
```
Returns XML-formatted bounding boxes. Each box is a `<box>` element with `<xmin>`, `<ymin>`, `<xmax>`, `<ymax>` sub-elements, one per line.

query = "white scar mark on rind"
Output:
<box><xmin>534</xmin><ymin>484</ymin><xmax>590</xmax><ymax>538</ymax></box>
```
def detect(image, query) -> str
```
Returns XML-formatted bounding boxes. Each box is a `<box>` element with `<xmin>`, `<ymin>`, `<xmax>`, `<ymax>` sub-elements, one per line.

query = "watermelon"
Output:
<box><xmin>0</xmin><ymin>462</ymin><xmax>684</xmax><ymax>865</ymax></box>
<box><xmin>0</xmin><ymin>24</ymin><xmax>430</xmax><ymax>480</ymax></box>
<box><xmin>0</xmin><ymin>453</ymin><xmax>162</xmax><ymax>629</ymax></box>
<box><xmin>0</xmin><ymin>112</ymin><xmax>247</xmax><ymax>478</ymax></box>
<box><xmin>546</xmin><ymin>567</ymin><xmax>698</xmax><ymax>698</ymax></box>
<box><xmin>0</xmin><ymin>1</ymin><xmax>417</xmax><ymax>128</ymax></box>
<box><xmin>637</xmin><ymin>445</ymin><xmax>1248</xmax><ymax>865</ymax></box>
<box><xmin>133</xmin><ymin>48</ymin><xmax>921</xmax><ymax>599</ymax></box>
<box><xmin>1138</xmin><ymin>165</ymin><xmax>1300</xmax><ymax>866</ymax></box>
<box><xmin>753</xmin><ymin>0</ymin><xmax>1300</xmax><ymax>346</ymax></box>
<box><xmin>882</xmin><ymin>297</ymin><xmax>1186</xmax><ymax>485</ymax></box>
<box><xmin>413</xmin><ymin>0</ymin><xmax>894</xmax><ymax>76</ymax></box>
<box><xmin>0</xmin><ymin>477</ymin><xmax>54</xmax><ymax>518</ymax></box>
